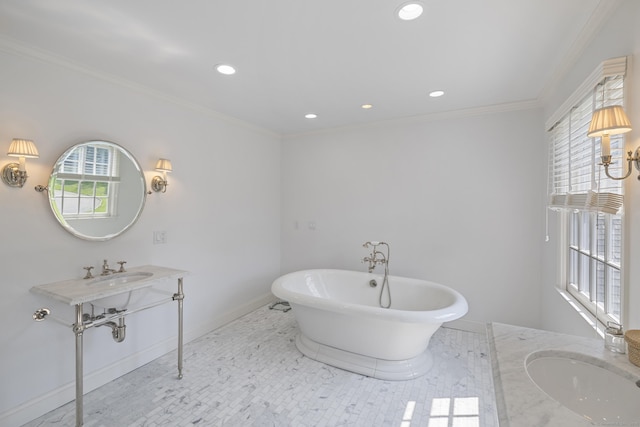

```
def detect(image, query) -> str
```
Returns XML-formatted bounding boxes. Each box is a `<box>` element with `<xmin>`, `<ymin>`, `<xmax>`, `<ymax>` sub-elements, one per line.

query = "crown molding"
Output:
<box><xmin>0</xmin><ymin>32</ymin><xmax>542</xmax><ymax>141</ymax></box>
<box><xmin>283</xmin><ymin>99</ymin><xmax>541</xmax><ymax>140</ymax></box>
<box><xmin>3</xmin><ymin>0</ymin><xmax>612</xmax><ymax>144</ymax></box>
<box><xmin>0</xmin><ymin>35</ymin><xmax>279</xmax><ymax>139</ymax></box>
<box><xmin>537</xmin><ymin>0</ymin><xmax>624</xmax><ymax>107</ymax></box>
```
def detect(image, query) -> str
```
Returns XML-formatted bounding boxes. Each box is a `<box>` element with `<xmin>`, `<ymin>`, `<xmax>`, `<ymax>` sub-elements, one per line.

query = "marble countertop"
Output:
<box><xmin>488</xmin><ymin>322</ymin><xmax>640</xmax><ymax>426</ymax></box>
<box><xmin>30</xmin><ymin>265</ymin><xmax>187</xmax><ymax>305</ymax></box>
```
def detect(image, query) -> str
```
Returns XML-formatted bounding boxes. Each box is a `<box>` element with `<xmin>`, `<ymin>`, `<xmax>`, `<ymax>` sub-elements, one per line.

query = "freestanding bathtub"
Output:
<box><xmin>271</xmin><ymin>269</ymin><xmax>468</xmax><ymax>380</ymax></box>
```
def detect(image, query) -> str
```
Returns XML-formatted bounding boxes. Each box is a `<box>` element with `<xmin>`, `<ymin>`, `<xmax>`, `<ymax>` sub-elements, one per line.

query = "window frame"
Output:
<box><xmin>546</xmin><ymin>57</ymin><xmax>628</xmax><ymax>329</ymax></box>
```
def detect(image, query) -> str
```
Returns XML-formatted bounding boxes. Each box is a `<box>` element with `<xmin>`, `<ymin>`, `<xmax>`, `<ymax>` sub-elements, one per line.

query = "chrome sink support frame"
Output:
<box><xmin>174</xmin><ymin>278</ymin><xmax>185</xmax><ymax>380</ymax></box>
<box><xmin>37</xmin><ymin>277</ymin><xmax>185</xmax><ymax>427</ymax></box>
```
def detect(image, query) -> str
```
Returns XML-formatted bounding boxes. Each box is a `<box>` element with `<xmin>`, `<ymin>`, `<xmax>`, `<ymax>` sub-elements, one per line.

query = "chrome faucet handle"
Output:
<box><xmin>117</xmin><ymin>261</ymin><xmax>127</xmax><ymax>273</ymax></box>
<box><xmin>362</xmin><ymin>256</ymin><xmax>375</xmax><ymax>272</ymax></box>
<box><xmin>83</xmin><ymin>266</ymin><xmax>94</xmax><ymax>279</ymax></box>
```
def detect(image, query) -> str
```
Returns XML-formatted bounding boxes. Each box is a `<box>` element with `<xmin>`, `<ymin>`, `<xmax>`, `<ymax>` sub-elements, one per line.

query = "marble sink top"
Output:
<box><xmin>85</xmin><ymin>271</ymin><xmax>154</xmax><ymax>287</ymax></box>
<box><xmin>488</xmin><ymin>322</ymin><xmax>640</xmax><ymax>426</ymax></box>
<box><xmin>30</xmin><ymin>265</ymin><xmax>187</xmax><ymax>305</ymax></box>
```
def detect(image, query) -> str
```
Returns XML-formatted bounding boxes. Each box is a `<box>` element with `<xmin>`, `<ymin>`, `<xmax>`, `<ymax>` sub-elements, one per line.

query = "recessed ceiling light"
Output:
<box><xmin>215</xmin><ymin>64</ymin><xmax>236</xmax><ymax>75</ymax></box>
<box><xmin>305</xmin><ymin>113</ymin><xmax>318</xmax><ymax>119</ymax></box>
<box><xmin>361</xmin><ymin>104</ymin><xmax>373</xmax><ymax>109</ymax></box>
<box><xmin>429</xmin><ymin>90</ymin><xmax>445</xmax><ymax>97</ymax></box>
<box><xmin>396</xmin><ymin>2</ymin><xmax>424</xmax><ymax>21</ymax></box>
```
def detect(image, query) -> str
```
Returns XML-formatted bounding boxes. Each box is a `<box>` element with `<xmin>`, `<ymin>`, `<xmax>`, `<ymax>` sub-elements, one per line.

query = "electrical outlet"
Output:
<box><xmin>153</xmin><ymin>230</ymin><xmax>167</xmax><ymax>244</ymax></box>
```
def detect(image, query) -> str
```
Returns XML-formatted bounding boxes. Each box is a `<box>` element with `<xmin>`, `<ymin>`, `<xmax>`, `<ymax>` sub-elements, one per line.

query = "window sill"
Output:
<box><xmin>555</xmin><ymin>288</ymin><xmax>605</xmax><ymax>338</ymax></box>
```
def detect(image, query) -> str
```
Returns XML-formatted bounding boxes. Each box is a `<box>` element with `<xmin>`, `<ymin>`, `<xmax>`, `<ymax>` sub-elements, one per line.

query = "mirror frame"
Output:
<box><xmin>43</xmin><ymin>140</ymin><xmax>148</xmax><ymax>241</ymax></box>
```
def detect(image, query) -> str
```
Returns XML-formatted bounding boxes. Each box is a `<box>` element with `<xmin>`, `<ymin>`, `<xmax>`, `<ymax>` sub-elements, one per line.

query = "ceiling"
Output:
<box><xmin>0</xmin><ymin>0</ymin><xmax>614</xmax><ymax>135</ymax></box>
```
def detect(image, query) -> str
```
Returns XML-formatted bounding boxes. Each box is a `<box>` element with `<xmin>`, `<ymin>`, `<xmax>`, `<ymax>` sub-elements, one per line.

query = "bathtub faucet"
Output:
<box><xmin>362</xmin><ymin>241</ymin><xmax>389</xmax><ymax>273</ymax></box>
<box><xmin>362</xmin><ymin>241</ymin><xmax>392</xmax><ymax>308</ymax></box>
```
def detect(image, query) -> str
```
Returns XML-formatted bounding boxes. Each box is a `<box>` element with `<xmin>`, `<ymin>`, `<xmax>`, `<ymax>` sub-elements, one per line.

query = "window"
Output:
<box><xmin>567</xmin><ymin>211</ymin><xmax>622</xmax><ymax>322</ymax></box>
<box><xmin>51</xmin><ymin>143</ymin><xmax>120</xmax><ymax>218</ymax></box>
<box><xmin>547</xmin><ymin>57</ymin><xmax>627</xmax><ymax>326</ymax></box>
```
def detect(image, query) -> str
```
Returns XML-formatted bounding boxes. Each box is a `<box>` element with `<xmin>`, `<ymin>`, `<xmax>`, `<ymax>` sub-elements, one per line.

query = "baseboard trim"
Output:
<box><xmin>1</xmin><ymin>292</ymin><xmax>275</xmax><ymax>427</ymax></box>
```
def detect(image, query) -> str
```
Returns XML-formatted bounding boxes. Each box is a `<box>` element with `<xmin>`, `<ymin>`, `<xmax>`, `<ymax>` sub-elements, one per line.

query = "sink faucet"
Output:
<box><xmin>101</xmin><ymin>259</ymin><xmax>116</xmax><ymax>276</ymax></box>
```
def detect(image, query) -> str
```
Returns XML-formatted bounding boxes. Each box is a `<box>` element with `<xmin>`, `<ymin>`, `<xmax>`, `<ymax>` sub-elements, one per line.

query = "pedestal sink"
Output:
<box><xmin>525</xmin><ymin>350</ymin><xmax>640</xmax><ymax>423</ymax></box>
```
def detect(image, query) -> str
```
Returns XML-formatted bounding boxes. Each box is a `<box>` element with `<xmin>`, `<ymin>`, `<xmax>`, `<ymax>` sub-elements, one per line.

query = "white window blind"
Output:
<box><xmin>547</xmin><ymin>73</ymin><xmax>626</xmax><ymax>214</ymax></box>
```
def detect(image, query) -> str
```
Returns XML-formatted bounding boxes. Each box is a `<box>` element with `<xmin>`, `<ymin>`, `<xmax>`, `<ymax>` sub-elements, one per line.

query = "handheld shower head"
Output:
<box><xmin>363</xmin><ymin>241</ymin><xmax>381</xmax><ymax>248</ymax></box>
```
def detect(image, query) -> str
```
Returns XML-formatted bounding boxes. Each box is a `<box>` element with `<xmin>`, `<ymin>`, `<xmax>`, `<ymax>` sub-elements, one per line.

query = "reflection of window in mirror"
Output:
<box><xmin>52</xmin><ymin>143</ymin><xmax>120</xmax><ymax>218</ymax></box>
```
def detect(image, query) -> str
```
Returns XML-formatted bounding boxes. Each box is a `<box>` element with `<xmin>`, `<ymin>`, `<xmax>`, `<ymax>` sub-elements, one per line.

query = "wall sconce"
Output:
<box><xmin>150</xmin><ymin>158</ymin><xmax>172</xmax><ymax>193</ymax></box>
<box><xmin>588</xmin><ymin>105</ymin><xmax>637</xmax><ymax>180</ymax></box>
<box><xmin>2</xmin><ymin>139</ymin><xmax>39</xmax><ymax>188</ymax></box>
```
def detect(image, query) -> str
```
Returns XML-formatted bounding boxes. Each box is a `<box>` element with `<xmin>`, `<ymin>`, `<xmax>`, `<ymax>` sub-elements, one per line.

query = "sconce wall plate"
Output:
<box><xmin>151</xmin><ymin>175</ymin><xmax>168</xmax><ymax>192</ymax></box>
<box><xmin>149</xmin><ymin>158</ymin><xmax>172</xmax><ymax>193</ymax></box>
<box><xmin>1</xmin><ymin>162</ymin><xmax>28</xmax><ymax>187</ymax></box>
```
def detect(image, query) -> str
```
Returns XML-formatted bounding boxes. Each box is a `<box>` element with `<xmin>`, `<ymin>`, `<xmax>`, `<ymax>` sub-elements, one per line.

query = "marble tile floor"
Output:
<box><xmin>24</xmin><ymin>305</ymin><xmax>497</xmax><ymax>427</ymax></box>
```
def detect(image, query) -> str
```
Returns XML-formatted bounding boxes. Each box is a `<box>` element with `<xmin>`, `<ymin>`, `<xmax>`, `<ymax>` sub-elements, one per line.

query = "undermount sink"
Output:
<box><xmin>89</xmin><ymin>289</ymin><xmax>150</xmax><ymax>311</ymax></box>
<box><xmin>525</xmin><ymin>350</ymin><xmax>640</xmax><ymax>423</ymax></box>
<box><xmin>86</xmin><ymin>271</ymin><xmax>153</xmax><ymax>287</ymax></box>
<box><xmin>86</xmin><ymin>271</ymin><xmax>154</xmax><ymax>310</ymax></box>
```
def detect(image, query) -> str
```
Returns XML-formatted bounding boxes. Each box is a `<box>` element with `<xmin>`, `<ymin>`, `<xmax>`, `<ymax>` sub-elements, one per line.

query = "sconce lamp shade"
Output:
<box><xmin>2</xmin><ymin>138</ymin><xmax>38</xmax><ymax>187</ymax></box>
<box><xmin>587</xmin><ymin>105</ymin><xmax>632</xmax><ymax>137</ymax></box>
<box><xmin>7</xmin><ymin>139</ymin><xmax>39</xmax><ymax>158</ymax></box>
<box><xmin>155</xmin><ymin>158</ymin><xmax>172</xmax><ymax>172</ymax></box>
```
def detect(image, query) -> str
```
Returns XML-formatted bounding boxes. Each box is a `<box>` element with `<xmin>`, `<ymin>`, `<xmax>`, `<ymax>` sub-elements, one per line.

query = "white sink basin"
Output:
<box><xmin>86</xmin><ymin>272</ymin><xmax>153</xmax><ymax>310</ymax></box>
<box><xmin>86</xmin><ymin>272</ymin><xmax>153</xmax><ymax>287</ymax></box>
<box><xmin>525</xmin><ymin>350</ymin><xmax>640</xmax><ymax>423</ymax></box>
<box><xmin>90</xmin><ymin>289</ymin><xmax>150</xmax><ymax>311</ymax></box>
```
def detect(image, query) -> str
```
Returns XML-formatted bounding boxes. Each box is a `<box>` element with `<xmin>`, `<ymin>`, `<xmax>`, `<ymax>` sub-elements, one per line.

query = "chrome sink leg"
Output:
<box><xmin>173</xmin><ymin>277</ymin><xmax>185</xmax><ymax>379</ymax></box>
<box><xmin>73</xmin><ymin>303</ymin><xmax>85</xmax><ymax>426</ymax></box>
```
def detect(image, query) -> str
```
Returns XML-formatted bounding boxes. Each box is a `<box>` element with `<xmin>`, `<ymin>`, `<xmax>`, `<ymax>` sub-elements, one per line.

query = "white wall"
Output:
<box><xmin>281</xmin><ymin>108</ymin><xmax>547</xmax><ymax>329</ymax></box>
<box><xmin>540</xmin><ymin>0</ymin><xmax>640</xmax><ymax>336</ymax></box>
<box><xmin>6</xmin><ymin>2</ymin><xmax>640</xmax><ymax>424</ymax></box>
<box><xmin>0</xmin><ymin>49</ymin><xmax>281</xmax><ymax>424</ymax></box>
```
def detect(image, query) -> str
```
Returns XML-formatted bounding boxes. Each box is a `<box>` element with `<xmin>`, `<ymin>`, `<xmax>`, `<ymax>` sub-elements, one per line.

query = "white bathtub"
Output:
<box><xmin>271</xmin><ymin>269</ymin><xmax>468</xmax><ymax>380</ymax></box>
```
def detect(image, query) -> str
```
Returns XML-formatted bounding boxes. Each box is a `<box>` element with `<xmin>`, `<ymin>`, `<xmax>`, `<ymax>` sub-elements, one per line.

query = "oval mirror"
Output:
<box><xmin>44</xmin><ymin>141</ymin><xmax>147</xmax><ymax>241</ymax></box>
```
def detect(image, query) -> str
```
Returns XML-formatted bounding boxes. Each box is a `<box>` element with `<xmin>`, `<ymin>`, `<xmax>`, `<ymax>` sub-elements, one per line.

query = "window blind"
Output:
<box><xmin>547</xmin><ymin>70</ymin><xmax>626</xmax><ymax>215</ymax></box>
